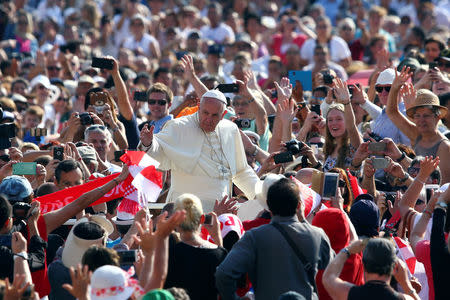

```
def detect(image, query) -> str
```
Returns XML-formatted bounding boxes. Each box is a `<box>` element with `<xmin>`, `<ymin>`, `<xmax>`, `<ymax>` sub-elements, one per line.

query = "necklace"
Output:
<box><xmin>197</xmin><ymin>115</ymin><xmax>230</xmax><ymax>179</ymax></box>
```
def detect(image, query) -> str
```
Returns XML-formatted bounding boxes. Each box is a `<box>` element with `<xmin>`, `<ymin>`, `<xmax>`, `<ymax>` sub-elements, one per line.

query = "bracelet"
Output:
<box><xmin>112</xmin><ymin>126</ymin><xmax>120</xmax><ymax>133</ymax></box>
<box><xmin>13</xmin><ymin>252</ymin><xmax>28</xmax><ymax>261</ymax></box>
<box><xmin>340</xmin><ymin>247</ymin><xmax>351</xmax><ymax>258</ymax></box>
<box><xmin>398</xmin><ymin>173</ymin><xmax>410</xmax><ymax>183</ymax></box>
<box><xmin>423</xmin><ymin>209</ymin><xmax>433</xmax><ymax>217</ymax></box>
<box><xmin>313</xmin><ymin>161</ymin><xmax>322</xmax><ymax>169</ymax></box>
<box><xmin>415</xmin><ymin>177</ymin><xmax>426</xmax><ymax>185</ymax></box>
<box><xmin>396</xmin><ymin>151</ymin><xmax>406</xmax><ymax>163</ymax></box>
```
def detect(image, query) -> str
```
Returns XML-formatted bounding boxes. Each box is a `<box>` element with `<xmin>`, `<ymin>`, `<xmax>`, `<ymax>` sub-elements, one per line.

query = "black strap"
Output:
<box><xmin>272</xmin><ymin>223</ymin><xmax>318</xmax><ymax>293</ymax></box>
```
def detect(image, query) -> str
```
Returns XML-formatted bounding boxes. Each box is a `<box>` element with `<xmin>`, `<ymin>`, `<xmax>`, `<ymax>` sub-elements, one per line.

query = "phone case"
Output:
<box><xmin>13</xmin><ymin>163</ymin><xmax>37</xmax><ymax>175</ymax></box>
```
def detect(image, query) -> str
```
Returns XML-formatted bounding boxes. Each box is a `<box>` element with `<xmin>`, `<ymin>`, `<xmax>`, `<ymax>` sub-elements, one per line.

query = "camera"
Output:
<box><xmin>234</xmin><ymin>118</ymin><xmax>251</xmax><ymax>129</ymax></box>
<box><xmin>118</xmin><ymin>250</ymin><xmax>137</xmax><ymax>265</ymax></box>
<box><xmin>273</xmin><ymin>139</ymin><xmax>304</xmax><ymax>164</ymax></box>
<box><xmin>322</xmin><ymin>71</ymin><xmax>334</xmax><ymax>85</ymax></box>
<box><xmin>79</xmin><ymin>113</ymin><xmax>94</xmax><ymax>126</ymax></box>
<box><xmin>12</xmin><ymin>202</ymin><xmax>32</xmax><ymax>219</ymax></box>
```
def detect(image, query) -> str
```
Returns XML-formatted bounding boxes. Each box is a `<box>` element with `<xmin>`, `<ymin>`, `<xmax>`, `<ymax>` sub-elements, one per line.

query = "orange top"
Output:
<box><xmin>176</xmin><ymin>106</ymin><xmax>199</xmax><ymax>118</ymax></box>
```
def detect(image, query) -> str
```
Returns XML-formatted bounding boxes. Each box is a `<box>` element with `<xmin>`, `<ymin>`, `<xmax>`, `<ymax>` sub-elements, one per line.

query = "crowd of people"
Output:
<box><xmin>0</xmin><ymin>0</ymin><xmax>449</xmax><ymax>299</ymax></box>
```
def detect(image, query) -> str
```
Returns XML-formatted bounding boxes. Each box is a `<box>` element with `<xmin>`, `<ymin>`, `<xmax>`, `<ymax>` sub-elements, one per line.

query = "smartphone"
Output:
<box><xmin>310</xmin><ymin>104</ymin><xmax>321</xmax><ymax>115</ymax></box>
<box><xmin>372</xmin><ymin>157</ymin><xmax>389</xmax><ymax>169</ymax></box>
<box><xmin>133</xmin><ymin>91</ymin><xmax>147</xmax><ymax>101</ymax></box>
<box><xmin>322</xmin><ymin>173</ymin><xmax>339</xmax><ymax>200</ymax></box>
<box><xmin>273</xmin><ymin>152</ymin><xmax>294</xmax><ymax>164</ymax></box>
<box><xmin>288</xmin><ymin>70</ymin><xmax>312</xmax><ymax>91</ymax></box>
<box><xmin>12</xmin><ymin>162</ymin><xmax>37</xmax><ymax>175</ymax></box>
<box><xmin>114</xmin><ymin>150</ymin><xmax>125</xmax><ymax>162</ymax></box>
<box><xmin>425</xmin><ymin>184</ymin><xmax>440</xmax><ymax>202</ymax></box>
<box><xmin>215</xmin><ymin>83</ymin><xmax>239</xmax><ymax>93</ymax></box>
<box><xmin>368</xmin><ymin>142</ymin><xmax>386</xmax><ymax>152</ymax></box>
<box><xmin>29</xmin><ymin>128</ymin><xmax>47</xmax><ymax>137</ymax></box>
<box><xmin>429</xmin><ymin>61</ymin><xmax>438</xmax><ymax>70</ymax></box>
<box><xmin>92</xmin><ymin>57</ymin><xmax>114</xmax><ymax>70</ymax></box>
<box><xmin>118</xmin><ymin>250</ymin><xmax>137</xmax><ymax>265</ymax></box>
<box><xmin>203</xmin><ymin>214</ymin><xmax>213</xmax><ymax>225</ymax></box>
<box><xmin>53</xmin><ymin>146</ymin><xmax>64</xmax><ymax>161</ymax></box>
<box><xmin>385</xmin><ymin>192</ymin><xmax>397</xmax><ymax>205</ymax></box>
<box><xmin>348</xmin><ymin>84</ymin><xmax>355</xmax><ymax>97</ymax></box>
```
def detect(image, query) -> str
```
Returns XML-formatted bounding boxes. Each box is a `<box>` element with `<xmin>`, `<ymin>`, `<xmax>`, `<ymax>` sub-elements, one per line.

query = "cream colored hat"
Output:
<box><xmin>406</xmin><ymin>89</ymin><xmax>447</xmax><ymax>118</ymax></box>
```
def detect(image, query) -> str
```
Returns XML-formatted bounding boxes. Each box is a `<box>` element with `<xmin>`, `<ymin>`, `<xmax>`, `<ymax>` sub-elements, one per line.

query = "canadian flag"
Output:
<box><xmin>291</xmin><ymin>177</ymin><xmax>322</xmax><ymax>217</ymax></box>
<box><xmin>117</xmin><ymin>151</ymin><xmax>163</xmax><ymax>218</ymax></box>
<box><xmin>394</xmin><ymin>237</ymin><xmax>428</xmax><ymax>299</ymax></box>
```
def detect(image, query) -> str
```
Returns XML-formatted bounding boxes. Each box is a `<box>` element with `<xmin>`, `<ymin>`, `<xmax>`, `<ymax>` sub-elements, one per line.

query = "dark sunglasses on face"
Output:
<box><xmin>408</xmin><ymin>166</ymin><xmax>420</xmax><ymax>174</ymax></box>
<box><xmin>47</xmin><ymin>66</ymin><xmax>61</xmax><ymax>71</ymax></box>
<box><xmin>148</xmin><ymin>99</ymin><xmax>167</xmax><ymax>106</ymax></box>
<box><xmin>375</xmin><ymin>86</ymin><xmax>391</xmax><ymax>93</ymax></box>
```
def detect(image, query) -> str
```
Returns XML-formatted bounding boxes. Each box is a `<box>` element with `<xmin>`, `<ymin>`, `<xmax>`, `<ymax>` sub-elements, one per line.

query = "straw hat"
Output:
<box><xmin>406</xmin><ymin>89</ymin><xmax>447</xmax><ymax>118</ymax></box>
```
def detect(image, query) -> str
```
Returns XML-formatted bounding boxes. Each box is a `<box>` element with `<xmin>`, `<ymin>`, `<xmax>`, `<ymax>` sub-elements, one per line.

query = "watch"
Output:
<box><xmin>340</xmin><ymin>247</ymin><xmax>351</xmax><ymax>258</ymax></box>
<box><xmin>396</xmin><ymin>151</ymin><xmax>406</xmax><ymax>163</ymax></box>
<box><xmin>436</xmin><ymin>202</ymin><xmax>448</xmax><ymax>210</ymax></box>
<box><xmin>14</xmin><ymin>252</ymin><xmax>28</xmax><ymax>261</ymax></box>
<box><xmin>398</xmin><ymin>173</ymin><xmax>410</xmax><ymax>183</ymax></box>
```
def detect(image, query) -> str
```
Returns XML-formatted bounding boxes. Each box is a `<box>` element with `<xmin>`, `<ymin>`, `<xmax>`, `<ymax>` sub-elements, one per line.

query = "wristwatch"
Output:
<box><xmin>396</xmin><ymin>151</ymin><xmax>406</xmax><ymax>163</ymax></box>
<box><xmin>13</xmin><ymin>252</ymin><xmax>28</xmax><ymax>261</ymax></box>
<box><xmin>398</xmin><ymin>173</ymin><xmax>410</xmax><ymax>184</ymax></box>
<box><xmin>340</xmin><ymin>247</ymin><xmax>351</xmax><ymax>258</ymax></box>
<box><xmin>436</xmin><ymin>202</ymin><xmax>448</xmax><ymax>210</ymax></box>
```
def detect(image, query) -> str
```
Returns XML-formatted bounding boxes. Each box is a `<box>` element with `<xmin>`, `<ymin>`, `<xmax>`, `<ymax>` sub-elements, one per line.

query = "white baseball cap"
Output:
<box><xmin>375</xmin><ymin>68</ymin><xmax>395</xmax><ymax>86</ymax></box>
<box><xmin>202</xmin><ymin>90</ymin><xmax>227</xmax><ymax>105</ymax></box>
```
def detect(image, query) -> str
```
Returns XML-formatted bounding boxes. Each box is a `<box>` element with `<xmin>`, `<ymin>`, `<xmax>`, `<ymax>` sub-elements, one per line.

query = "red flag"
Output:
<box><xmin>35</xmin><ymin>173</ymin><xmax>124</xmax><ymax>213</ymax></box>
<box><xmin>291</xmin><ymin>177</ymin><xmax>322</xmax><ymax>217</ymax></box>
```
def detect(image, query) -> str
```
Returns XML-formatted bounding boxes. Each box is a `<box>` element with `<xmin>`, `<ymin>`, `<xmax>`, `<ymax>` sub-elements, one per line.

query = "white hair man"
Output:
<box><xmin>84</xmin><ymin>125</ymin><xmax>121</xmax><ymax>173</ymax></box>
<box><xmin>139</xmin><ymin>90</ymin><xmax>259</xmax><ymax>212</ymax></box>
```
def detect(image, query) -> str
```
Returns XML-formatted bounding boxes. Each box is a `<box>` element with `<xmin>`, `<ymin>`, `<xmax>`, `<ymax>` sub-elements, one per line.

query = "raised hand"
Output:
<box><xmin>4</xmin><ymin>275</ymin><xmax>31</xmax><ymax>300</ymax></box>
<box><xmin>8</xmin><ymin>147</ymin><xmax>23</xmax><ymax>162</ymax></box>
<box><xmin>399</xmin><ymin>82</ymin><xmax>416</xmax><ymax>111</ymax></box>
<box><xmin>333</xmin><ymin>78</ymin><xmax>350</xmax><ymax>104</ymax></box>
<box><xmin>352</xmin><ymin>141</ymin><xmax>370</xmax><ymax>166</ymax></box>
<box><xmin>417</xmin><ymin>156</ymin><xmax>440</xmax><ymax>182</ymax></box>
<box><xmin>375</xmin><ymin>48</ymin><xmax>390</xmax><ymax>71</ymax></box>
<box><xmin>62</xmin><ymin>264</ymin><xmax>91</xmax><ymax>300</ymax></box>
<box><xmin>384</xmin><ymin>157</ymin><xmax>406</xmax><ymax>178</ymax></box>
<box><xmin>350</xmin><ymin>84</ymin><xmax>368</xmax><ymax>105</ymax></box>
<box><xmin>180</xmin><ymin>54</ymin><xmax>195</xmax><ymax>80</ymax></box>
<box><xmin>214</xmin><ymin>195</ymin><xmax>239</xmax><ymax>215</ymax></box>
<box><xmin>140</xmin><ymin>124</ymin><xmax>154</xmax><ymax>147</ymax></box>
<box><xmin>363</xmin><ymin>158</ymin><xmax>375</xmax><ymax>178</ymax></box>
<box><xmin>273</xmin><ymin>77</ymin><xmax>293</xmax><ymax>102</ymax></box>
<box><xmin>276</xmin><ymin>97</ymin><xmax>298</xmax><ymax>125</ymax></box>
<box><xmin>392</xmin><ymin>66</ymin><xmax>413</xmax><ymax>91</ymax></box>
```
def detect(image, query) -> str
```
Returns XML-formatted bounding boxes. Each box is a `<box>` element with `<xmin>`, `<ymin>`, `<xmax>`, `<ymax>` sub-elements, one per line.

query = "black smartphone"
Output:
<box><xmin>203</xmin><ymin>214</ymin><xmax>213</xmax><ymax>225</ymax></box>
<box><xmin>429</xmin><ymin>61</ymin><xmax>438</xmax><ymax>70</ymax></box>
<box><xmin>133</xmin><ymin>91</ymin><xmax>147</xmax><ymax>101</ymax></box>
<box><xmin>118</xmin><ymin>250</ymin><xmax>137</xmax><ymax>265</ymax></box>
<box><xmin>53</xmin><ymin>146</ymin><xmax>64</xmax><ymax>161</ymax></box>
<box><xmin>322</xmin><ymin>173</ymin><xmax>339</xmax><ymax>200</ymax></box>
<box><xmin>385</xmin><ymin>192</ymin><xmax>397</xmax><ymax>205</ymax></box>
<box><xmin>215</xmin><ymin>83</ymin><xmax>239</xmax><ymax>93</ymax></box>
<box><xmin>79</xmin><ymin>112</ymin><xmax>94</xmax><ymax>126</ymax></box>
<box><xmin>114</xmin><ymin>150</ymin><xmax>125</xmax><ymax>162</ymax></box>
<box><xmin>323</xmin><ymin>73</ymin><xmax>334</xmax><ymax>85</ymax></box>
<box><xmin>92</xmin><ymin>57</ymin><xmax>114</xmax><ymax>70</ymax></box>
<box><xmin>273</xmin><ymin>152</ymin><xmax>294</xmax><ymax>164</ymax></box>
<box><xmin>311</xmin><ymin>104</ymin><xmax>321</xmax><ymax>115</ymax></box>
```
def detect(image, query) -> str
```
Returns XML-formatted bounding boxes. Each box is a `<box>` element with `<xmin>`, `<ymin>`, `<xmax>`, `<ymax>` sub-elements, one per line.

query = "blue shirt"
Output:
<box><xmin>138</xmin><ymin>114</ymin><xmax>173</xmax><ymax>134</ymax></box>
<box><xmin>371</xmin><ymin>102</ymin><xmax>411</xmax><ymax>146</ymax></box>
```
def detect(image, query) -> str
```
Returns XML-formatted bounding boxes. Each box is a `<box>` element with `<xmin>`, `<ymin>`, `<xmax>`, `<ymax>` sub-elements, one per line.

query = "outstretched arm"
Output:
<box><xmin>180</xmin><ymin>55</ymin><xmax>208</xmax><ymax>97</ymax></box>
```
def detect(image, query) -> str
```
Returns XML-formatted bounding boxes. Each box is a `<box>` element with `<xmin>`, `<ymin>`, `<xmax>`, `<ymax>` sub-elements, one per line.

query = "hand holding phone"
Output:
<box><xmin>322</xmin><ymin>173</ymin><xmax>339</xmax><ymax>200</ymax></box>
<box><xmin>215</xmin><ymin>83</ymin><xmax>239</xmax><ymax>93</ymax></box>
<box><xmin>203</xmin><ymin>214</ymin><xmax>213</xmax><ymax>225</ymax></box>
<box><xmin>92</xmin><ymin>57</ymin><xmax>114</xmax><ymax>70</ymax></box>
<box><xmin>368</xmin><ymin>142</ymin><xmax>386</xmax><ymax>153</ymax></box>
<box><xmin>53</xmin><ymin>146</ymin><xmax>64</xmax><ymax>161</ymax></box>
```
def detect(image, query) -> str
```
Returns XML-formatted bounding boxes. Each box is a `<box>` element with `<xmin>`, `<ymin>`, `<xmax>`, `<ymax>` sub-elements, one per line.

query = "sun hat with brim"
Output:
<box><xmin>62</xmin><ymin>218</ymin><xmax>106</xmax><ymax>268</ymax></box>
<box><xmin>91</xmin><ymin>265</ymin><xmax>135</xmax><ymax>300</ymax></box>
<box><xmin>254</xmin><ymin>174</ymin><xmax>285</xmax><ymax>210</ymax></box>
<box><xmin>406</xmin><ymin>89</ymin><xmax>447</xmax><ymax>118</ymax></box>
<box><xmin>141</xmin><ymin>289</ymin><xmax>175</xmax><ymax>300</ymax></box>
<box><xmin>0</xmin><ymin>175</ymin><xmax>33</xmax><ymax>202</ymax></box>
<box><xmin>30</xmin><ymin>74</ymin><xmax>51</xmax><ymax>90</ymax></box>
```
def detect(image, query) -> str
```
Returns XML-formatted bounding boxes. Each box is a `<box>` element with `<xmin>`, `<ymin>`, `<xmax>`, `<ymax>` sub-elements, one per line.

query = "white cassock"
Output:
<box><xmin>138</xmin><ymin>112</ymin><xmax>259</xmax><ymax>212</ymax></box>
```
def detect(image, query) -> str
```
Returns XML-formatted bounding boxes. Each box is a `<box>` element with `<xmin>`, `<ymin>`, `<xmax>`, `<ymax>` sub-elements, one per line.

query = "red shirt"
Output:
<box><xmin>271</xmin><ymin>33</ymin><xmax>307</xmax><ymax>64</ymax></box>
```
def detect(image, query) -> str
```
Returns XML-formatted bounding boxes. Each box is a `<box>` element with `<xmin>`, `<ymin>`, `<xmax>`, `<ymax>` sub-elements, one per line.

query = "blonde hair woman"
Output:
<box><xmin>12</xmin><ymin>10</ymin><xmax>38</xmax><ymax>57</ymax></box>
<box><xmin>165</xmin><ymin>193</ymin><xmax>227</xmax><ymax>300</ymax></box>
<box><xmin>323</xmin><ymin>79</ymin><xmax>363</xmax><ymax>171</ymax></box>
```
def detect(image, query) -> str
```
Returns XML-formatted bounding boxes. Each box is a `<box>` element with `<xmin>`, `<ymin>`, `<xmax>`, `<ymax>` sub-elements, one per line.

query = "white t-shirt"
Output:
<box><xmin>112</xmin><ymin>15</ymin><xmax>131</xmax><ymax>48</ymax></box>
<box><xmin>123</xmin><ymin>33</ymin><xmax>159</xmax><ymax>57</ymax></box>
<box><xmin>200</xmin><ymin>23</ymin><xmax>235</xmax><ymax>44</ymax></box>
<box><xmin>300</xmin><ymin>36</ymin><xmax>351</xmax><ymax>64</ymax></box>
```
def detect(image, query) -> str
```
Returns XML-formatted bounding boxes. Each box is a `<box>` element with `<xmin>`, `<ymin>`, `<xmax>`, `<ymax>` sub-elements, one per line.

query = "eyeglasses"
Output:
<box><xmin>341</xmin><ymin>26</ymin><xmax>352</xmax><ymax>31</ymax></box>
<box><xmin>416</xmin><ymin>199</ymin><xmax>425</xmax><ymax>205</ymax></box>
<box><xmin>47</xmin><ymin>66</ymin><xmax>61</xmax><ymax>71</ymax></box>
<box><xmin>148</xmin><ymin>99</ymin><xmax>167</xmax><ymax>105</ymax></box>
<box><xmin>375</xmin><ymin>86</ymin><xmax>391</xmax><ymax>93</ymax></box>
<box><xmin>57</xmin><ymin>97</ymin><xmax>69</xmax><ymax>102</ymax></box>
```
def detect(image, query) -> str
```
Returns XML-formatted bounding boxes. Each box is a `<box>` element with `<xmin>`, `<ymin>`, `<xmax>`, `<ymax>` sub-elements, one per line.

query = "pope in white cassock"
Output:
<box><xmin>138</xmin><ymin>89</ymin><xmax>259</xmax><ymax>212</ymax></box>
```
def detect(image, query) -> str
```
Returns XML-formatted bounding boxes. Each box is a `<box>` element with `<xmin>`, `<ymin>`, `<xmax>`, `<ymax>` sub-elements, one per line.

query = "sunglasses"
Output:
<box><xmin>408</xmin><ymin>167</ymin><xmax>420</xmax><ymax>174</ymax></box>
<box><xmin>148</xmin><ymin>99</ymin><xmax>167</xmax><ymax>105</ymax></box>
<box><xmin>47</xmin><ymin>66</ymin><xmax>61</xmax><ymax>71</ymax></box>
<box><xmin>375</xmin><ymin>86</ymin><xmax>391</xmax><ymax>93</ymax></box>
<box><xmin>57</xmin><ymin>97</ymin><xmax>69</xmax><ymax>102</ymax></box>
<box><xmin>416</xmin><ymin>199</ymin><xmax>425</xmax><ymax>205</ymax></box>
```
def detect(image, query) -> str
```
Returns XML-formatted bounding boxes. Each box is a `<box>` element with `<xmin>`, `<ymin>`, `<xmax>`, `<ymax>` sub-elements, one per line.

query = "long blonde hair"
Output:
<box><xmin>15</xmin><ymin>10</ymin><xmax>35</xmax><ymax>40</ymax></box>
<box><xmin>324</xmin><ymin>104</ymin><xmax>350</xmax><ymax>168</ymax></box>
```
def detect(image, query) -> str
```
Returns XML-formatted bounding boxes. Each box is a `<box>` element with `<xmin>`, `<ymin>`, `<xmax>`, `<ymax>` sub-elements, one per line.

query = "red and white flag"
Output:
<box><xmin>291</xmin><ymin>177</ymin><xmax>322</xmax><ymax>217</ymax></box>
<box><xmin>117</xmin><ymin>151</ymin><xmax>163</xmax><ymax>218</ymax></box>
<box><xmin>394</xmin><ymin>237</ymin><xmax>428</xmax><ymax>299</ymax></box>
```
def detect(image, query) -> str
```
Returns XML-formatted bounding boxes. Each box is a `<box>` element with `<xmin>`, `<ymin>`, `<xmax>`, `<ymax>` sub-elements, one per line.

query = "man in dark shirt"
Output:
<box><xmin>323</xmin><ymin>238</ymin><xmax>420</xmax><ymax>300</ymax></box>
<box><xmin>216</xmin><ymin>178</ymin><xmax>334</xmax><ymax>300</ymax></box>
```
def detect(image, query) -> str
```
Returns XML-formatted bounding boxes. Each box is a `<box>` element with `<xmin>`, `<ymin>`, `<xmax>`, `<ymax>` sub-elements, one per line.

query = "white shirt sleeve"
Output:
<box><xmin>360</xmin><ymin>100</ymin><xmax>382</xmax><ymax>119</ymax></box>
<box><xmin>331</xmin><ymin>36</ymin><xmax>351</xmax><ymax>62</ymax></box>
